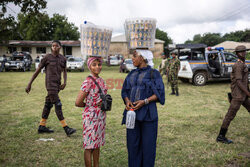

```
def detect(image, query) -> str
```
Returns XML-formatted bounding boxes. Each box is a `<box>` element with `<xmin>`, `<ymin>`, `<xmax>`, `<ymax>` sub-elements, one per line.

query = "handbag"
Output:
<box><xmin>88</xmin><ymin>76</ymin><xmax>112</xmax><ymax>111</ymax></box>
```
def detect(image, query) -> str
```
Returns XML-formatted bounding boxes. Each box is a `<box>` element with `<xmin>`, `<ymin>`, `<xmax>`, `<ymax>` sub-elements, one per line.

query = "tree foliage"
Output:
<box><xmin>0</xmin><ymin>0</ymin><xmax>47</xmax><ymax>42</ymax></box>
<box><xmin>16</xmin><ymin>13</ymin><xmax>80</xmax><ymax>40</ymax></box>
<box><xmin>48</xmin><ymin>14</ymin><xmax>80</xmax><ymax>40</ymax></box>
<box><xmin>185</xmin><ymin>29</ymin><xmax>250</xmax><ymax>46</ymax></box>
<box><xmin>223</xmin><ymin>29</ymin><xmax>250</xmax><ymax>42</ymax></box>
<box><xmin>155</xmin><ymin>28</ymin><xmax>173</xmax><ymax>47</ymax></box>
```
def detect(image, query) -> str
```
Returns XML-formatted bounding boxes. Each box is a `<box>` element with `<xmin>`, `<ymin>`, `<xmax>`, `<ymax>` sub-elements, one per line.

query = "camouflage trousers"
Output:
<box><xmin>169</xmin><ymin>73</ymin><xmax>178</xmax><ymax>89</ymax></box>
<box><xmin>221</xmin><ymin>97</ymin><xmax>250</xmax><ymax>129</ymax></box>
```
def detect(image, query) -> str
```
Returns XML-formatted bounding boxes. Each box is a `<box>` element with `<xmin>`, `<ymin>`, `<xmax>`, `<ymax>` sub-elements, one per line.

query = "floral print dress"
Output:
<box><xmin>80</xmin><ymin>75</ymin><xmax>107</xmax><ymax>149</ymax></box>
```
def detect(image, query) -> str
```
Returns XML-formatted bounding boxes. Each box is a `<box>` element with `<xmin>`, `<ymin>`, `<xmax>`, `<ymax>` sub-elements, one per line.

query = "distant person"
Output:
<box><xmin>0</xmin><ymin>54</ymin><xmax>7</xmax><ymax>72</ymax></box>
<box><xmin>75</xmin><ymin>57</ymin><xmax>108</xmax><ymax>167</ymax></box>
<box><xmin>216</xmin><ymin>45</ymin><xmax>250</xmax><ymax>144</ymax></box>
<box><xmin>25</xmin><ymin>40</ymin><xmax>76</xmax><ymax>136</ymax></box>
<box><xmin>39</xmin><ymin>55</ymin><xmax>45</xmax><ymax>74</ymax></box>
<box><xmin>120</xmin><ymin>59</ymin><xmax>125</xmax><ymax>72</ymax></box>
<box><xmin>158</xmin><ymin>52</ymin><xmax>168</xmax><ymax>77</ymax></box>
<box><xmin>167</xmin><ymin>52</ymin><xmax>180</xmax><ymax>96</ymax></box>
<box><xmin>209</xmin><ymin>54</ymin><xmax>219</xmax><ymax>74</ymax></box>
<box><xmin>107</xmin><ymin>54</ymin><xmax>111</xmax><ymax>66</ymax></box>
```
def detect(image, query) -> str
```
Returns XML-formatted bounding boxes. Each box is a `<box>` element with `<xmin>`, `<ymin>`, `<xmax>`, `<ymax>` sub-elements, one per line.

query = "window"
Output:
<box><xmin>8</xmin><ymin>47</ymin><xmax>17</xmax><ymax>53</ymax></box>
<box><xmin>224</xmin><ymin>53</ymin><xmax>237</xmax><ymax>62</ymax></box>
<box><xmin>65</xmin><ymin>47</ymin><xmax>72</xmax><ymax>55</ymax></box>
<box><xmin>191</xmin><ymin>51</ymin><xmax>205</xmax><ymax>60</ymax></box>
<box><xmin>21</xmin><ymin>47</ymin><xmax>31</xmax><ymax>53</ymax></box>
<box><xmin>36</xmin><ymin>47</ymin><xmax>46</xmax><ymax>54</ymax></box>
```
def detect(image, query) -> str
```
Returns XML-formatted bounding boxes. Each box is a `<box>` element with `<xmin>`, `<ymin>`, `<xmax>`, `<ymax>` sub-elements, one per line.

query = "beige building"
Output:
<box><xmin>110</xmin><ymin>34</ymin><xmax>165</xmax><ymax>58</ymax></box>
<box><xmin>0</xmin><ymin>35</ymin><xmax>164</xmax><ymax>59</ymax></box>
<box><xmin>0</xmin><ymin>40</ymin><xmax>81</xmax><ymax>60</ymax></box>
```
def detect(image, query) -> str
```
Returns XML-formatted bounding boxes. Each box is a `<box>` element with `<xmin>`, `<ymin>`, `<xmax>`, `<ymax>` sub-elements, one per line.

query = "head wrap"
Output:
<box><xmin>87</xmin><ymin>57</ymin><xmax>103</xmax><ymax>70</ymax></box>
<box><xmin>136</xmin><ymin>49</ymin><xmax>154</xmax><ymax>68</ymax></box>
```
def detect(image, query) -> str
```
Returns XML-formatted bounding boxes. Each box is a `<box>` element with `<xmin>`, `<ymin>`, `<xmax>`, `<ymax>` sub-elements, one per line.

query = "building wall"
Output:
<box><xmin>72</xmin><ymin>46</ymin><xmax>81</xmax><ymax>57</ymax></box>
<box><xmin>109</xmin><ymin>42</ymin><xmax>164</xmax><ymax>58</ymax></box>
<box><xmin>0</xmin><ymin>41</ymin><xmax>164</xmax><ymax>59</ymax></box>
<box><xmin>109</xmin><ymin>42</ymin><xmax>129</xmax><ymax>57</ymax></box>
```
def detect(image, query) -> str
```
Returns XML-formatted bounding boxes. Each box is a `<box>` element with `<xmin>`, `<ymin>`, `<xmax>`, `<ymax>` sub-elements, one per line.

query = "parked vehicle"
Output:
<box><xmin>177</xmin><ymin>44</ymin><xmax>250</xmax><ymax>86</ymax></box>
<box><xmin>120</xmin><ymin>59</ymin><xmax>136</xmax><ymax>73</ymax></box>
<box><xmin>109</xmin><ymin>56</ymin><xmax>120</xmax><ymax>66</ymax></box>
<box><xmin>115</xmin><ymin>54</ymin><xmax>124</xmax><ymax>64</ymax></box>
<box><xmin>66</xmin><ymin>55</ymin><xmax>73</xmax><ymax>60</ymax></box>
<box><xmin>67</xmin><ymin>57</ymin><xmax>85</xmax><ymax>72</ymax></box>
<box><xmin>35</xmin><ymin>55</ymin><xmax>45</xmax><ymax>73</ymax></box>
<box><xmin>5</xmin><ymin>51</ymin><xmax>32</xmax><ymax>72</ymax></box>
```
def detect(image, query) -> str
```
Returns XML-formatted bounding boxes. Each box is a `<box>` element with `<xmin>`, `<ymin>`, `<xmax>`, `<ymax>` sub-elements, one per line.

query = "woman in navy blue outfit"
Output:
<box><xmin>121</xmin><ymin>49</ymin><xmax>165</xmax><ymax>167</ymax></box>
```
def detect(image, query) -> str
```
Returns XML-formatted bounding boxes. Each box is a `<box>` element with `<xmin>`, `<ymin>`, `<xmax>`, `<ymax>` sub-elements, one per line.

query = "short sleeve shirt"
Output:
<box><xmin>231</xmin><ymin>60</ymin><xmax>249</xmax><ymax>101</ymax></box>
<box><xmin>39</xmin><ymin>54</ymin><xmax>66</xmax><ymax>91</ymax></box>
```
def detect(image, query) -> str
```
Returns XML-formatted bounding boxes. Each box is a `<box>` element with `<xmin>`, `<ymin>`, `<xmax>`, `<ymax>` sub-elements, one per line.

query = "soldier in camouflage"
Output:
<box><xmin>167</xmin><ymin>52</ymin><xmax>180</xmax><ymax>96</ymax></box>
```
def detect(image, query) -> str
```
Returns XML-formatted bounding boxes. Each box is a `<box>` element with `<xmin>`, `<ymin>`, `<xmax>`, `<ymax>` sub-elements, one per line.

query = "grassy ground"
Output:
<box><xmin>0</xmin><ymin>61</ymin><xmax>249</xmax><ymax>167</ymax></box>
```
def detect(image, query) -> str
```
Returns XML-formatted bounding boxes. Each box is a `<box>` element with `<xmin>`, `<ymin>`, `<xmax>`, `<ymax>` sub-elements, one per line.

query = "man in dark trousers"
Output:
<box><xmin>216</xmin><ymin>45</ymin><xmax>250</xmax><ymax>144</ymax></box>
<box><xmin>25</xmin><ymin>40</ymin><xmax>76</xmax><ymax>136</ymax></box>
<box><xmin>0</xmin><ymin>54</ymin><xmax>7</xmax><ymax>72</ymax></box>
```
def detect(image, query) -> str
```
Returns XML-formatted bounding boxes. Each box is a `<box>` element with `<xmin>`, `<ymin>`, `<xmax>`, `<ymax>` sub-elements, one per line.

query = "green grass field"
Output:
<box><xmin>0</xmin><ymin>62</ymin><xmax>249</xmax><ymax>167</ymax></box>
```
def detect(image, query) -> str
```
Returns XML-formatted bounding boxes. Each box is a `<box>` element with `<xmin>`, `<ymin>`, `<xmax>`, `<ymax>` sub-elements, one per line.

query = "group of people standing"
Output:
<box><xmin>159</xmin><ymin>52</ymin><xmax>180</xmax><ymax>96</ymax></box>
<box><xmin>24</xmin><ymin>40</ymin><xmax>250</xmax><ymax>167</ymax></box>
<box><xmin>25</xmin><ymin>40</ymin><xmax>165</xmax><ymax>167</ymax></box>
<box><xmin>23</xmin><ymin>15</ymin><xmax>249</xmax><ymax>166</ymax></box>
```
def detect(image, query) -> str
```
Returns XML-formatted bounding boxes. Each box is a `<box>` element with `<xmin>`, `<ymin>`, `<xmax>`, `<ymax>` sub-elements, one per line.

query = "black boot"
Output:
<box><xmin>216</xmin><ymin>128</ymin><xmax>233</xmax><ymax>144</ymax></box>
<box><xmin>170</xmin><ymin>88</ymin><xmax>175</xmax><ymax>95</ymax></box>
<box><xmin>64</xmin><ymin>126</ymin><xmax>76</xmax><ymax>136</ymax></box>
<box><xmin>38</xmin><ymin>125</ymin><xmax>54</xmax><ymax>133</ymax></box>
<box><xmin>176</xmin><ymin>88</ymin><xmax>179</xmax><ymax>96</ymax></box>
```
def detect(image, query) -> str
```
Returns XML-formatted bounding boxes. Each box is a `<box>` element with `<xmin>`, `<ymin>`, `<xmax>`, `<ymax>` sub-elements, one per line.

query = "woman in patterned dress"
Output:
<box><xmin>75</xmin><ymin>57</ymin><xmax>107</xmax><ymax>167</ymax></box>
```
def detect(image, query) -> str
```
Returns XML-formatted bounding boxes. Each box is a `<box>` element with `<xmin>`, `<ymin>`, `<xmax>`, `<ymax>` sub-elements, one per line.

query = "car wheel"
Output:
<box><xmin>80</xmin><ymin>68</ymin><xmax>84</xmax><ymax>72</ymax></box>
<box><xmin>193</xmin><ymin>72</ymin><xmax>207</xmax><ymax>86</ymax></box>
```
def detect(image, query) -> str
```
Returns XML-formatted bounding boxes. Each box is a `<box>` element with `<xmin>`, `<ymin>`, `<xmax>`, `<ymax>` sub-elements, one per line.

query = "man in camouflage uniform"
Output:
<box><xmin>167</xmin><ymin>52</ymin><xmax>180</xmax><ymax>96</ymax></box>
<box><xmin>216</xmin><ymin>45</ymin><xmax>250</xmax><ymax>144</ymax></box>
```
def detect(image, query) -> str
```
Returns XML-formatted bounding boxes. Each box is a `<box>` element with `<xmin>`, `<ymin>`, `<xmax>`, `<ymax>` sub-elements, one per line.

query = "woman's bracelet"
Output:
<box><xmin>144</xmin><ymin>98</ymin><xmax>149</xmax><ymax>105</ymax></box>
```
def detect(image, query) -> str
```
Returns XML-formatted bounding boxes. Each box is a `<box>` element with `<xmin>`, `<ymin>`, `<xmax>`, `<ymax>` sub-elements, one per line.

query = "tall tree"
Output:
<box><xmin>17</xmin><ymin>13</ymin><xmax>50</xmax><ymax>40</ymax></box>
<box><xmin>49</xmin><ymin>14</ymin><xmax>80</xmax><ymax>40</ymax></box>
<box><xmin>0</xmin><ymin>0</ymin><xmax>47</xmax><ymax>42</ymax></box>
<box><xmin>200</xmin><ymin>33</ymin><xmax>223</xmax><ymax>46</ymax></box>
<box><xmin>16</xmin><ymin>13</ymin><xmax>80</xmax><ymax>40</ymax></box>
<box><xmin>155</xmin><ymin>28</ymin><xmax>173</xmax><ymax>47</ymax></box>
<box><xmin>223</xmin><ymin>29</ymin><xmax>250</xmax><ymax>42</ymax></box>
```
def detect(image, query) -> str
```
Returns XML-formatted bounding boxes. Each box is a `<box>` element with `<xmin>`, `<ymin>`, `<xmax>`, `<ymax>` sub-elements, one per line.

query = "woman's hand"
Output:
<box><xmin>132</xmin><ymin>100</ymin><xmax>145</xmax><ymax>110</ymax></box>
<box><xmin>75</xmin><ymin>90</ymin><xmax>87</xmax><ymax>107</ymax></box>
<box><xmin>125</xmin><ymin>99</ymin><xmax>134</xmax><ymax>110</ymax></box>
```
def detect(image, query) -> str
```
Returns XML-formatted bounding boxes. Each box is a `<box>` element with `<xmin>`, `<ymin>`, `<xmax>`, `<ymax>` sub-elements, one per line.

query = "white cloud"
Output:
<box><xmin>5</xmin><ymin>0</ymin><xmax>250</xmax><ymax>43</ymax></box>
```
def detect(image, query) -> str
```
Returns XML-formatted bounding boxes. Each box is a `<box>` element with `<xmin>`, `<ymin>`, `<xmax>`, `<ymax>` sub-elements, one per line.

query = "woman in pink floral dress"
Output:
<box><xmin>75</xmin><ymin>57</ymin><xmax>107</xmax><ymax>167</ymax></box>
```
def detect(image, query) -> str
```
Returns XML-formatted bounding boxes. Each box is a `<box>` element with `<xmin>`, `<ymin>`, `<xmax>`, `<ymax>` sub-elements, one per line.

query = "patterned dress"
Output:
<box><xmin>80</xmin><ymin>75</ymin><xmax>107</xmax><ymax>149</ymax></box>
